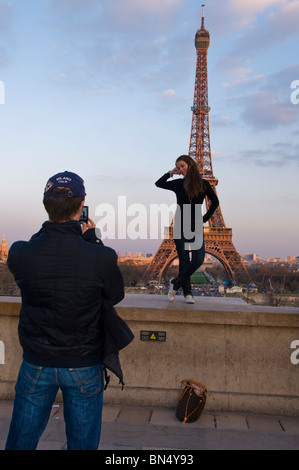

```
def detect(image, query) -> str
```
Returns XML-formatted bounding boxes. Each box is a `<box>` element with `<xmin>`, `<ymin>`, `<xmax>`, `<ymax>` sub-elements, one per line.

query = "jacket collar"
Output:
<box><xmin>42</xmin><ymin>220</ymin><xmax>82</xmax><ymax>236</ymax></box>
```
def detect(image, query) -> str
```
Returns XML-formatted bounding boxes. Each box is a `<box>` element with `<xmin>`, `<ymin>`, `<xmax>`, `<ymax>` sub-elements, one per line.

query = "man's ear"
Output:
<box><xmin>74</xmin><ymin>200</ymin><xmax>85</xmax><ymax>220</ymax></box>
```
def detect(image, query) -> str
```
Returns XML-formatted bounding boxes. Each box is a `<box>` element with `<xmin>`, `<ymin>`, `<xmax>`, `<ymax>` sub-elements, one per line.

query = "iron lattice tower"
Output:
<box><xmin>145</xmin><ymin>6</ymin><xmax>250</xmax><ymax>284</ymax></box>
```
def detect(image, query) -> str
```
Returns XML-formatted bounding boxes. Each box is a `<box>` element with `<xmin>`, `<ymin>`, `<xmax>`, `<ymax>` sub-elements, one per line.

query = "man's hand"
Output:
<box><xmin>81</xmin><ymin>218</ymin><xmax>96</xmax><ymax>234</ymax></box>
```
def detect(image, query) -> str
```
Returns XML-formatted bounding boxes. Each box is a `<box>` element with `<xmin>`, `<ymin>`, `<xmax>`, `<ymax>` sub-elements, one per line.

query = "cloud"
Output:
<box><xmin>102</xmin><ymin>0</ymin><xmax>185</xmax><ymax>33</ymax></box>
<box><xmin>49</xmin><ymin>0</ymin><xmax>101</xmax><ymax>18</ymax></box>
<box><xmin>206</xmin><ymin>0</ymin><xmax>288</xmax><ymax>35</ymax></box>
<box><xmin>228</xmin><ymin>0</ymin><xmax>286</xmax><ymax>28</ymax></box>
<box><xmin>153</xmin><ymin>88</ymin><xmax>183</xmax><ymax>112</ymax></box>
<box><xmin>216</xmin><ymin>2</ymin><xmax>299</xmax><ymax>92</ymax></box>
<box><xmin>221</xmin><ymin>140</ymin><xmax>299</xmax><ymax>167</ymax></box>
<box><xmin>49</xmin><ymin>0</ymin><xmax>185</xmax><ymax>35</ymax></box>
<box><xmin>211</xmin><ymin>116</ymin><xmax>232</xmax><ymax>127</ymax></box>
<box><xmin>219</xmin><ymin>56</ymin><xmax>265</xmax><ymax>90</ymax></box>
<box><xmin>240</xmin><ymin>142</ymin><xmax>299</xmax><ymax>167</ymax></box>
<box><xmin>0</xmin><ymin>1</ymin><xmax>15</xmax><ymax>67</ymax></box>
<box><xmin>241</xmin><ymin>90</ymin><xmax>298</xmax><ymax>130</ymax></box>
<box><xmin>157</xmin><ymin>89</ymin><xmax>176</xmax><ymax>98</ymax></box>
<box><xmin>0</xmin><ymin>1</ymin><xmax>14</xmax><ymax>33</ymax></box>
<box><xmin>223</xmin><ymin>63</ymin><xmax>299</xmax><ymax>131</ymax></box>
<box><xmin>230</xmin><ymin>0</ymin><xmax>299</xmax><ymax>59</ymax></box>
<box><xmin>45</xmin><ymin>0</ymin><xmax>299</xmax><ymax>132</ymax></box>
<box><xmin>47</xmin><ymin>0</ymin><xmax>191</xmax><ymax>95</ymax></box>
<box><xmin>268</xmin><ymin>63</ymin><xmax>299</xmax><ymax>101</ymax></box>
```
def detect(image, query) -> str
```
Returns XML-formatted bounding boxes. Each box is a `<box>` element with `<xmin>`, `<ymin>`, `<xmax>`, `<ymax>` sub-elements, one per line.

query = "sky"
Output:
<box><xmin>0</xmin><ymin>0</ymin><xmax>299</xmax><ymax>259</ymax></box>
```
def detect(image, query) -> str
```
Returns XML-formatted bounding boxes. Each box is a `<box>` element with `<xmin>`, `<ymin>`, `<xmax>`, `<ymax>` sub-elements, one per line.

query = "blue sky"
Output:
<box><xmin>0</xmin><ymin>0</ymin><xmax>299</xmax><ymax>258</ymax></box>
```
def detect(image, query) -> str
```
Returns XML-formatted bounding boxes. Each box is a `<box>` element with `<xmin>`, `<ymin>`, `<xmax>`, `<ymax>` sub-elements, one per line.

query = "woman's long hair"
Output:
<box><xmin>176</xmin><ymin>155</ymin><xmax>205</xmax><ymax>199</ymax></box>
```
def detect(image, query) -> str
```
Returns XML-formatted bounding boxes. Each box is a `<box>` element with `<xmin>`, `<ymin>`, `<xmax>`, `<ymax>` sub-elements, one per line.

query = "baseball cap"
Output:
<box><xmin>44</xmin><ymin>171</ymin><xmax>86</xmax><ymax>198</ymax></box>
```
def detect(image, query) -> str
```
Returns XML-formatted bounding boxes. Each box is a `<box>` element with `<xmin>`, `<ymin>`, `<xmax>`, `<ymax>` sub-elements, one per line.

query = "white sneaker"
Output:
<box><xmin>168</xmin><ymin>280</ymin><xmax>176</xmax><ymax>302</ymax></box>
<box><xmin>184</xmin><ymin>295</ymin><xmax>194</xmax><ymax>304</ymax></box>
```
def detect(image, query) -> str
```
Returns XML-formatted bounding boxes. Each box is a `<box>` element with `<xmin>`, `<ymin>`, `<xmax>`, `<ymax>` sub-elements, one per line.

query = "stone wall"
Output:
<box><xmin>0</xmin><ymin>295</ymin><xmax>299</xmax><ymax>416</ymax></box>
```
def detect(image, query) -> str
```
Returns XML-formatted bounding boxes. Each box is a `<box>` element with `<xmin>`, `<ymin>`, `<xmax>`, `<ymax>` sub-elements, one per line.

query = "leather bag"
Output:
<box><xmin>176</xmin><ymin>379</ymin><xmax>207</xmax><ymax>423</ymax></box>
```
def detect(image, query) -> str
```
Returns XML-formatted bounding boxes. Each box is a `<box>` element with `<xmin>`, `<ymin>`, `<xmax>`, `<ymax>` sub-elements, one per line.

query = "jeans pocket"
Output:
<box><xmin>15</xmin><ymin>361</ymin><xmax>43</xmax><ymax>395</ymax></box>
<box><xmin>68</xmin><ymin>364</ymin><xmax>103</xmax><ymax>397</ymax></box>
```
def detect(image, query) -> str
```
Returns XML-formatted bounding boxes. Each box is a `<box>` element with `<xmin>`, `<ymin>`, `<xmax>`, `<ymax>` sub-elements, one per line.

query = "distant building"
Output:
<box><xmin>0</xmin><ymin>236</ymin><xmax>8</xmax><ymax>263</ymax></box>
<box><xmin>241</xmin><ymin>253</ymin><xmax>261</xmax><ymax>262</ymax></box>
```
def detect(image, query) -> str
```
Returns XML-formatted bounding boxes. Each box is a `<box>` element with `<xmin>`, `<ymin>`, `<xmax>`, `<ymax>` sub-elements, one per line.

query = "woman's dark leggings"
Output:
<box><xmin>172</xmin><ymin>237</ymin><xmax>205</xmax><ymax>296</ymax></box>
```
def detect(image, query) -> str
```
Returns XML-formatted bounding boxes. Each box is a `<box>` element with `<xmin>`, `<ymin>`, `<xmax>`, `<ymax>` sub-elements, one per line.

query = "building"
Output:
<box><xmin>241</xmin><ymin>253</ymin><xmax>261</xmax><ymax>263</ymax></box>
<box><xmin>0</xmin><ymin>236</ymin><xmax>8</xmax><ymax>263</ymax></box>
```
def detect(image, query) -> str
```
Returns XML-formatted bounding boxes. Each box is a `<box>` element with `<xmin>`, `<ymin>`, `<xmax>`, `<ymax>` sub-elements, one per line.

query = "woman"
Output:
<box><xmin>155</xmin><ymin>155</ymin><xmax>219</xmax><ymax>303</ymax></box>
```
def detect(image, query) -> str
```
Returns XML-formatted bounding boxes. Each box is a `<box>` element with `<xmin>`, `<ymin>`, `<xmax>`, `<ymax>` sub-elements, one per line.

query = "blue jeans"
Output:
<box><xmin>5</xmin><ymin>361</ymin><xmax>104</xmax><ymax>450</ymax></box>
<box><xmin>172</xmin><ymin>236</ymin><xmax>205</xmax><ymax>295</ymax></box>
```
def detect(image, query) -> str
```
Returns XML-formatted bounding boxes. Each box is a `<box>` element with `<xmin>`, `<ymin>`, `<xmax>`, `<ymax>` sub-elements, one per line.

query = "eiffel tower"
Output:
<box><xmin>145</xmin><ymin>5</ymin><xmax>250</xmax><ymax>284</ymax></box>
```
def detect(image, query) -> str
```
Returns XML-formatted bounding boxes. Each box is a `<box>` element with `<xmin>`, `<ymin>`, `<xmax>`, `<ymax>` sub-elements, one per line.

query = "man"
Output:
<box><xmin>5</xmin><ymin>171</ymin><xmax>124</xmax><ymax>450</ymax></box>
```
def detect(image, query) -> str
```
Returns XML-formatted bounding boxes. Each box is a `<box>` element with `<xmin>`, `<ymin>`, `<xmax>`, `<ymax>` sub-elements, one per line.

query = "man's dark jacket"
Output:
<box><xmin>7</xmin><ymin>221</ymin><xmax>128</xmax><ymax>370</ymax></box>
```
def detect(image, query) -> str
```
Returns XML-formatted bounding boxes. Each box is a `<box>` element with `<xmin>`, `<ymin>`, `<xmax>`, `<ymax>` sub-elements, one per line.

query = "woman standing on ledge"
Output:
<box><xmin>155</xmin><ymin>155</ymin><xmax>219</xmax><ymax>304</ymax></box>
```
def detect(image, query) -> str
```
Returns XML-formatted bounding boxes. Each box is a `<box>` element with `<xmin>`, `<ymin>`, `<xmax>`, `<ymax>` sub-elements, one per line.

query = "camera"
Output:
<box><xmin>79</xmin><ymin>206</ymin><xmax>89</xmax><ymax>224</ymax></box>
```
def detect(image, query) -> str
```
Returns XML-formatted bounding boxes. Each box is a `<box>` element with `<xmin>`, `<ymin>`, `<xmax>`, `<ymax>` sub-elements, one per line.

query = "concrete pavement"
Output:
<box><xmin>1</xmin><ymin>400</ymin><xmax>299</xmax><ymax>450</ymax></box>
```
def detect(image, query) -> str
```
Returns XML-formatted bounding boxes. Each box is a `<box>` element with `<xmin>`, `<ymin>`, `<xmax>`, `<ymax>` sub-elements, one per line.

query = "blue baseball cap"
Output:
<box><xmin>44</xmin><ymin>171</ymin><xmax>86</xmax><ymax>198</ymax></box>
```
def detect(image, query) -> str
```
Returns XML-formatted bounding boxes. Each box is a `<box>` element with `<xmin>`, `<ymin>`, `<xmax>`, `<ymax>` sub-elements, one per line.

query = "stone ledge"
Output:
<box><xmin>1</xmin><ymin>294</ymin><xmax>299</xmax><ymax>415</ymax></box>
<box><xmin>116</xmin><ymin>295</ymin><xmax>299</xmax><ymax>328</ymax></box>
<box><xmin>1</xmin><ymin>294</ymin><xmax>299</xmax><ymax>328</ymax></box>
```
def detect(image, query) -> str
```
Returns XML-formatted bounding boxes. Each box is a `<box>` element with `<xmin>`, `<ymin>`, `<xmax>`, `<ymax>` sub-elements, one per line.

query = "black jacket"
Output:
<box><xmin>101</xmin><ymin>298</ymin><xmax>134</xmax><ymax>388</ymax></box>
<box><xmin>7</xmin><ymin>221</ymin><xmax>125</xmax><ymax>368</ymax></box>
